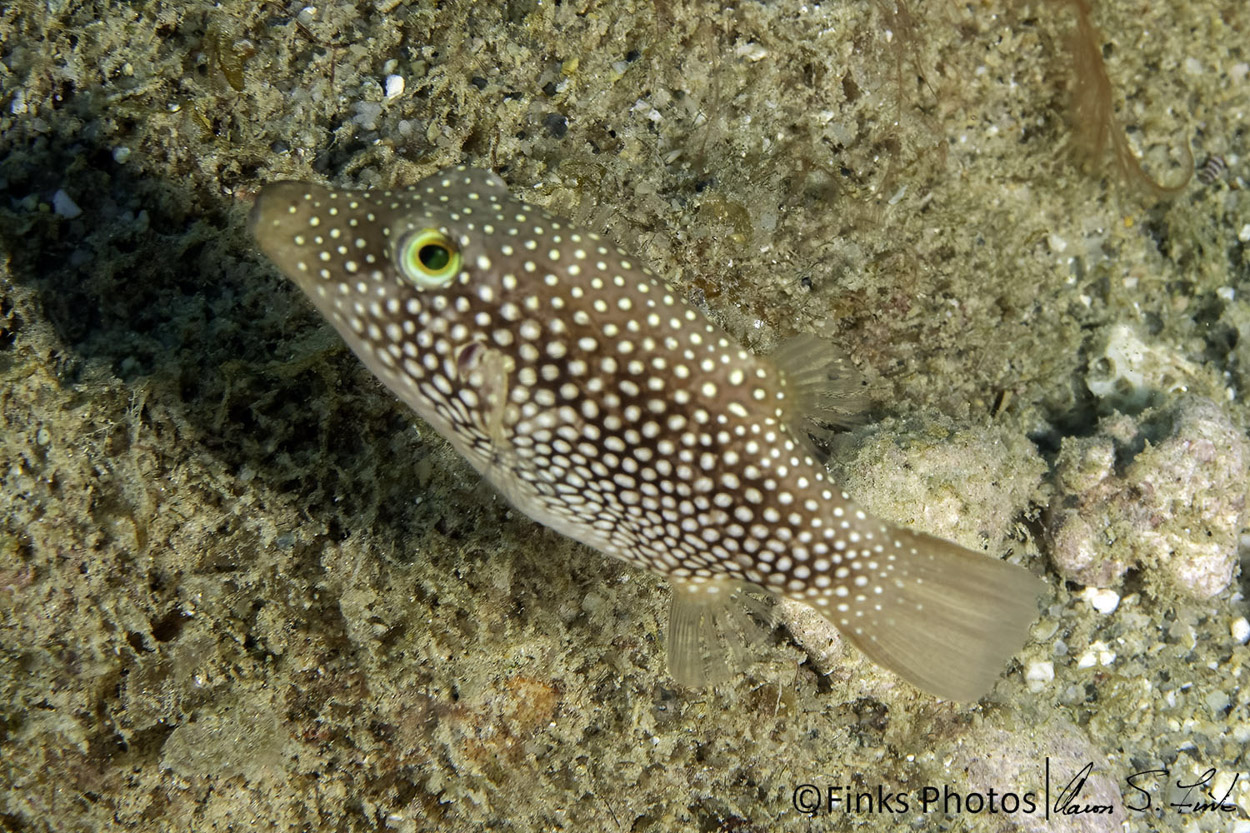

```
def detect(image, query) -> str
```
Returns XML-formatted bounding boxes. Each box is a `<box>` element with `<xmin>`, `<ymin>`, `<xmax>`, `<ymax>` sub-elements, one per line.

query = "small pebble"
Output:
<box><xmin>385</xmin><ymin>74</ymin><xmax>404</xmax><ymax>100</ymax></box>
<box><xmin>1080</xmin><ymin>587</ymin><xmax>1121</xmax><ymax>614</ymax></box>
<box><xmin>1204</xmin><ymin>689</ymin><xmax>1230</xmax><ymax>715</ymax></box>
<box><xmin>734</xmin><ymin>42</ymin><xmax>768</xmax><ymax>61</ymax></box>
<box><xmin>1025</xmin><ymin>660</ymin><xmax>1054</xmax><ymax>692</ymax></box>
<box><xmin>352</xmin><ymin>101</ymin><xmax>383</xmax><ymax>130</ymax></box>
<box><xmin>542</xmin><ymin>112</ymin><xmax>568</xmax><ymax>139</ymax></box>
<box><xmin>1232</xmin><ymin>616</ymin><xmax>1250</xmax><ymax>644</ymax></box>
<box><xmin>52</xmin><ymin>189</ymin><xmax>82</xmax><ymax>219</ymax></box>
<box><xmin>1077</xmin><ymin>641</ymin><xmax>1116</xmax><ymax>668</ymax></box>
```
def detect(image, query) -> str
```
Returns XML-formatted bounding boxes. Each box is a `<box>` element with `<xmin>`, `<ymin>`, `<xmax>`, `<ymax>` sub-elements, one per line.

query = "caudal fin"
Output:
<box><xmin>814</xmin><ymin>527</ymin><xmax>1044</xmax><ymax>701</ymax></box>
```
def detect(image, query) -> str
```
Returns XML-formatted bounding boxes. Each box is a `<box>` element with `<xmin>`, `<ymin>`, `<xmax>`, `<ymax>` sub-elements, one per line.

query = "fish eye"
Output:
<box><xmin>397</xmin><ymin>228</ymin><xmax>461</xmax><ymax>288</ymax></box>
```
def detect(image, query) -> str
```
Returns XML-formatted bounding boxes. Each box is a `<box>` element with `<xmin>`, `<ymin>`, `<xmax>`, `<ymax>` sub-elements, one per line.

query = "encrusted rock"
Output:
<box><xmin>1047</xmin><ymin>396</ymin><xmax>1247</xmax><ymax>600</ymax></box>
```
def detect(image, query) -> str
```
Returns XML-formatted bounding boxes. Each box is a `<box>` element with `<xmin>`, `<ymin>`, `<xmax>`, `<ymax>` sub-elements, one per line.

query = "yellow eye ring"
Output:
<box><xmin>397</xmin><ymin>228</ymin><xmax>461</xmax><ymax>288</ymax></box>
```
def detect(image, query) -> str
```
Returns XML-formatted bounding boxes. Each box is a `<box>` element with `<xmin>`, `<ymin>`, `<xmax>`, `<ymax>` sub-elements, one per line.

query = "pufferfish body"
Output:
<box><xmin>249</xmin><ymin>166</ymin><xmax>1043</xmax><ymax>700</ymax></box>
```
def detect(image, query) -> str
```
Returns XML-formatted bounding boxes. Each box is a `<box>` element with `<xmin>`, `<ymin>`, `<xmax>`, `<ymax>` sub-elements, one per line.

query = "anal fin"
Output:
<box><xmin>666</xmin><ymin>579</ymin><xmax>774</xmax><ymax>688</ymax></box>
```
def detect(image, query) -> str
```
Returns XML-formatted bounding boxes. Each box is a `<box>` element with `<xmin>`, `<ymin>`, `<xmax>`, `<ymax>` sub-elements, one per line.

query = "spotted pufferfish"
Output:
<box><xmin>249</xmin><ymin>165</ymin><xmax>1043</xmax><ymax>700</ymax></box>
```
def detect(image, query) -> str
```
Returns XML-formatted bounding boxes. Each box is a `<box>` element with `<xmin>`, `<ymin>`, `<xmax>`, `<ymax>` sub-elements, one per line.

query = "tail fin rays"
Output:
<box><xmin>829</xmin><ymin>529</ymin><xmax>1044</xmax><ymax>701</ymax></box>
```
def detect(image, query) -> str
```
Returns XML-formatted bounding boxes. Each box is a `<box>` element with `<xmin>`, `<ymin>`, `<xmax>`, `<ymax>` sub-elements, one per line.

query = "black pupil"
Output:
<box><xmin>418</xmin><ymin>243</ymin><xmax>450</xmax><ymax>271</ymax></box>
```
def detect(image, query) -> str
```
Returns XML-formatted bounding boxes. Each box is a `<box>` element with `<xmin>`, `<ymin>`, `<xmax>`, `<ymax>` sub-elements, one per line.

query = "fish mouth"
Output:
<box><xmin>247</xmin><ymin>181</ymin><xmax>335</xmax><ymax>278</ymax></box>
<box><xmin>249</xmin><ymin>181</ymin><xmax>294</xmax><ymax>257</ymax></box>
<box><xmin>249</xmin><ymin>182</ymin><xmax>314</xmax><ymax>241</ymax></box>
<box><xmin>246</xmin><ymin>185</ymin><xmax>270</xmax><ymax>240</ymax></box>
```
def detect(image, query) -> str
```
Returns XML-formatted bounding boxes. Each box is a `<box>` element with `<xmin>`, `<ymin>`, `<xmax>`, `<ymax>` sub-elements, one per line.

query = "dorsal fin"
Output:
<box><xmin>769</xmin><ymin>333</ymin><xmax>869</xmax><ymax>458</ymax></box>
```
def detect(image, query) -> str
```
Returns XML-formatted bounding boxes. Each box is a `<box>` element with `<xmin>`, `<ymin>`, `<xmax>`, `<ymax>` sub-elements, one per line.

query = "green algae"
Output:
<box><xmin>1</xmin><ymin>0</ymin><xmax>1248</xmax><ymax>830</ymax></box>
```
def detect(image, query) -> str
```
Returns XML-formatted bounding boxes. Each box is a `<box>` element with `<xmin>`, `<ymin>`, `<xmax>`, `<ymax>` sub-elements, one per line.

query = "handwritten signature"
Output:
<box><xmin>1126</xmin><ymin>767</ymin><xmax>1240</xmax><ymax>814</ymax></box>
<box><xmin>1054</xmin><ymin>761</ymin><xmax>1241</xmax><ymax>816</ymax></box>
